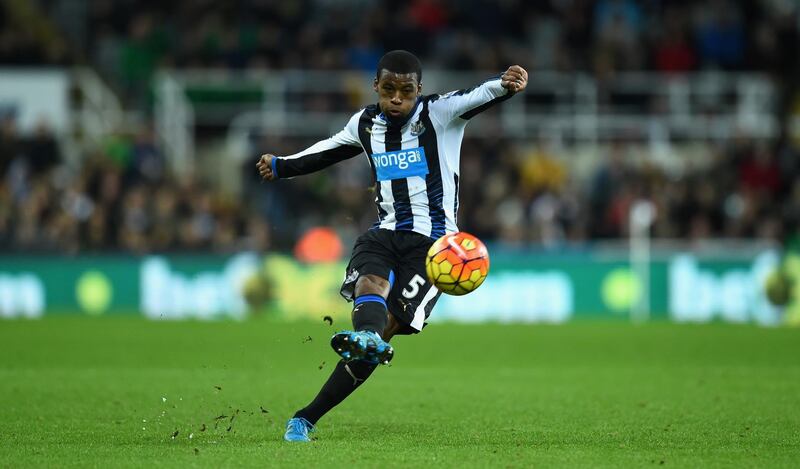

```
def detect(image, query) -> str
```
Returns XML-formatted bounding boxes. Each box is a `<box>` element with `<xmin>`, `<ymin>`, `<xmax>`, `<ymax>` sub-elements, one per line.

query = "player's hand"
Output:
<box><xmin>256</xmin><ymin>153</ymin><xmax>276</xmax><ymax>181</ymax></box>
<box><xmin>501</xmin><ymin>65</ymin><xmax>528</xmax><ymax>93</ymax></box>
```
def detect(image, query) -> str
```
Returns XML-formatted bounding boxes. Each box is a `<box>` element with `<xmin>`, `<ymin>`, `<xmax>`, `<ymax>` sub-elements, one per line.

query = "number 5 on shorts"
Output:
<box><xmin>402</xmin><ymin>274</ymin><xmax>426</xmax><ymax>299</ymax></box>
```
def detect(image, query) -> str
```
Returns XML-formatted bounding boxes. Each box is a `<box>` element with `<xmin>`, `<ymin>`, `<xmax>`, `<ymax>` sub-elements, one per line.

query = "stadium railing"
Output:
<box><xmin>149</xmin><ymin>70</ymin><xmax>780</xmax><ymax>194</ymax></box>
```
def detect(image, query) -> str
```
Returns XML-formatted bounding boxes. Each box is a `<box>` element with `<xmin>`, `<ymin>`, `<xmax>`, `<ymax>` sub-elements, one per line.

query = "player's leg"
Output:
<box><xmin>382</xmin><ymin>312</ymin><xmax>404</xmax><ymax>341</ymax></box>
<box><xmin>351</xmin><ymin>274</ymin><xmax>390</xmax><ymax>335</ymax></box>
<box><xmin>330</xmin><ymin>273</ymin><xmax>395</xmax><ymax>364</ymax></box>
<box><xmin>384</xmin><ymin>231</ymin><xmax>443</xmax><ymax>335</ymax></box>
<box><xmin>286</xmin><ymin>237</ymin><xmax>439</xmax><ymax>440</ymax></box>
<box><xmin>291</xmin><ymin>232</ymin><xmax>441</xmax><ymax>440</ymax></box>
<box><xmin>329</xmin><ymin>229</ymin><xmax>401</xmax><ymax>364</ymax></box>
<box><xmin>286</xmin><ymin>311</ymin><xmax>402</xmax><ymax>441</ymax></box>
<box><xmin>285</xmin><ymin>230</ymin><xmax>398</xmax><ymax>441</ymax></box>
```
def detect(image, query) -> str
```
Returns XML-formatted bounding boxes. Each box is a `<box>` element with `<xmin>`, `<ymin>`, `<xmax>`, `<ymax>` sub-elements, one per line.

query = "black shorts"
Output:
<box><xmin>340</xmin><ymin>228</ymin><xmax>442</xmax><ymax>335</ymax></box>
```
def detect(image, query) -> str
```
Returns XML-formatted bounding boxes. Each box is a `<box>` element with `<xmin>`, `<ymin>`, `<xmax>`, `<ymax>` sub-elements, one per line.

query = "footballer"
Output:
<box><xmin>256</xmin><ymin>50</ymin><xmax>527</xmax><ymax>442</ymax></box>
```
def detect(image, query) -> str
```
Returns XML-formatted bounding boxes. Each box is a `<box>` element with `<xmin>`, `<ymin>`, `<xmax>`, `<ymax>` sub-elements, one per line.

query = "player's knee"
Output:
<box><xmin>355</xmin><ymin>274</ymin><xmax>390</xmax><ymax>298</ymax></box>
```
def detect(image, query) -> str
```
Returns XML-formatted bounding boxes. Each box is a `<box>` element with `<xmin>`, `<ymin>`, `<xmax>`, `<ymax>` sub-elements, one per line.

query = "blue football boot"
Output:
<box><xmin>284</xmin><ymin>417</ymin><xmax>315</xmax><ymax>442</ymax></box>
<box><xmin>330</xmin><ymin>330</ymin><xmax>394</xmax><ymax>365</ymax></box>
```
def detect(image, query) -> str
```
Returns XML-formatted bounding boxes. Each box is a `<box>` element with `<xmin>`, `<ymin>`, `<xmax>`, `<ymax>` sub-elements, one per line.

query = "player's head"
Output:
<box><xmin>374</xmin><ymin>50</ymin><xmax>423</xmax><ymax>121</ymax></box>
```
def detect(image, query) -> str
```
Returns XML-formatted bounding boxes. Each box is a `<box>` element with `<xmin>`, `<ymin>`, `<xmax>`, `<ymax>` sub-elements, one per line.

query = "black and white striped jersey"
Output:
<box><xmin>272</xmin><ymin>75</ymin><xmax>514</xmax><ymax>240</ymax></box>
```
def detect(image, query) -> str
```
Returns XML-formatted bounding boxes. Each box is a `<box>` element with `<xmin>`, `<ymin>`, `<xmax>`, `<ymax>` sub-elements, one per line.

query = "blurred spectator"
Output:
<box><xmin>589</xmin><ymin>142</ymin><xmax>631</xmax><ymax>238</ymax></box>
<box><xmin>25</xmin><ymin>119</ymin><xmax>61</xmax><ymax>176</ymax></box>
<box><xmin>128</xmin><ymin>126</ymin><xmax>166</xmax><ymax>184</ymax></box>
<box><xmin>739</xmin><ymin>143</ymin><xmax>781</xmax><ymax>195</ymax></box>
<box><xmin>0</xmin><ymin>115</ymin><xmax>22</xmax><ymax>176</ymax></box>
<box><xmin>694</xmin><ymin>1</ymin><xmax>745</xmax><ymax>69</ymax></box>
<box><xmin>654</xmin><ymin>7</ymin><xmax>696</xmax><ymax>73</ymax></box>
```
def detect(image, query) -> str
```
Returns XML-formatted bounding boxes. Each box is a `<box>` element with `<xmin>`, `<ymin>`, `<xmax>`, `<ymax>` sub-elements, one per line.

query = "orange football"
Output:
<box><xmin>425</xmin><ymin>232</ymin><xmax>489</xmax><ymax>295</ymax></box>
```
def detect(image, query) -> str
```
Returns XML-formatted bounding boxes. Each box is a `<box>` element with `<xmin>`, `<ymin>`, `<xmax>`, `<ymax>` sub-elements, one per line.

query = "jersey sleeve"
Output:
<box><xmin>428</xmin><ymin>75</ymin><xmax>513</xmax><ymax>123</ymax></box>
<box><xmin>272</xmin><ymin>111</ymin><xmax>364</xmax><ymax>179</ymax></box>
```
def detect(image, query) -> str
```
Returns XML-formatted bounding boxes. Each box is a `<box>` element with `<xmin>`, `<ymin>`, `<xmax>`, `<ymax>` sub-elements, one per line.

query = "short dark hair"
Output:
<box><xmin>376</xmin><ymin>50</ymin><xmax>422</xmax><ymax>82</ymax></box>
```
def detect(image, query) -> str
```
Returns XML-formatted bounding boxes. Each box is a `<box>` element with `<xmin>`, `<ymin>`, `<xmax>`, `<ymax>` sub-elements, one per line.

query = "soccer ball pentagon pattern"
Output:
<box><xmin>425</xmin><ymin>232</ymin><xmax>490</xmax><ymax>296</ymax></box>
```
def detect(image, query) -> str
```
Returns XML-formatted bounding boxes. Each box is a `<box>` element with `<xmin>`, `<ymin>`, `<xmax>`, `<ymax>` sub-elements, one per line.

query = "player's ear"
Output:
<box><xmin>417</xmin><ymin>81</ymin><xmax>423</xmax><ymax>96</ymax></box>
<box><xmin>373</xmin><ymin>78</ymin><xmax>379</xmax><ymax>93</ymax></box>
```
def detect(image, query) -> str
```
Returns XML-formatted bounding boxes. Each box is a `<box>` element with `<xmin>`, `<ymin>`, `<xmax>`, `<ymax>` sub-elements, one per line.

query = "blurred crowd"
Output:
<box><xmin>56</xmin><ymin>0</ymin><xmax>800</xmax><ymax>104</ymax></box>
<box><xmin>2</xmin><ymin>0</ymin><xmax>800</xmax><ymax>252</ymax></box>
<box><xmin>0</xmin><ymin>116</ymin><xmax>270</xmax><ymax>253</ymax></box>
<box><xmin>250</xmin><ymin>132</ymin><xmax>800</xmax><ymax>249</ymax></box>
<box><xmin>4</xmin><ymin>1</ymin><xmax>798</xmax><ymax>101</ymax></box>
<box><xmin>3</xmin><ymin>119</ymin><xmax>796</xmax><ymax>253</ymax></box>
<box><xmin>2</xmin><ymin>117</ymin><xmax>795</xmax><ymax>254</ymax></box>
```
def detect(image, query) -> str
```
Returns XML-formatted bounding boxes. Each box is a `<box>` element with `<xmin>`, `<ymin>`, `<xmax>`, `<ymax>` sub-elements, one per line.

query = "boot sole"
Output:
<box><xmin>330</xmin><ymin>332</ymin><xmax>394</xmax><ymax>365</ymax></box>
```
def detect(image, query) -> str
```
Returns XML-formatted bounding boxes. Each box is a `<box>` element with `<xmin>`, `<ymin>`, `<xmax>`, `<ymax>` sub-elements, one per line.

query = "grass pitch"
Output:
<box><xmin>1</xmin><ymin>317</ymin><xmax>799</xmax><ymax>468</ymax></box>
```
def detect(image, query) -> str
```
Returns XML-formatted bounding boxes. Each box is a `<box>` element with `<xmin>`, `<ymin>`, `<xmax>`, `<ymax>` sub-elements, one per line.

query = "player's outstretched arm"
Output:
<box><xmin>431</xmin><ymin>65</ymin><xmax>528</xmax><ymax>122</ymax></box>
<box><xmin>256</xmin><ymin>112</ymin><xmax>364</xmax><ymax>181</ymax></box>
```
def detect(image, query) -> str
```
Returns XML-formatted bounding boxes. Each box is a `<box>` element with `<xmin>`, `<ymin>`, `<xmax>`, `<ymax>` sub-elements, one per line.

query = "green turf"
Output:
<box><xmin>1</xmin><ymin>317</ymin><xmax>799</xmax><ymax>468</ymax></box>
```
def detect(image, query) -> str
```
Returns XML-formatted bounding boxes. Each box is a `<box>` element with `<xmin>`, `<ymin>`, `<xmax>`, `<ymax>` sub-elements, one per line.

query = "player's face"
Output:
<box><xmin>374</xmin><ymin>70</ymin><xmax>422</xmax><ymax>119</ymax></box>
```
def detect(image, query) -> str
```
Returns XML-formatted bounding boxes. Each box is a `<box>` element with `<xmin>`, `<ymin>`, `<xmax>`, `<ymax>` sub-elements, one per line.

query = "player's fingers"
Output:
<box><xmin>506</xmin><ymin>71</ymin><xmax>523</xmax><ymax>82</ymax></box>
<box><xmin>508</xmin><ymin>66</ymin><xmax>528</xmax><ymax>84</ymax></box>
<box><xmin>258</xmin><ymin>154</ymin><xmax>272</xmax><ymax>165</ymax></box>
<box><xmin>505</xmin><ymin>76</ymin><xmax>523</xmax><ymax>88</ymax></box>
